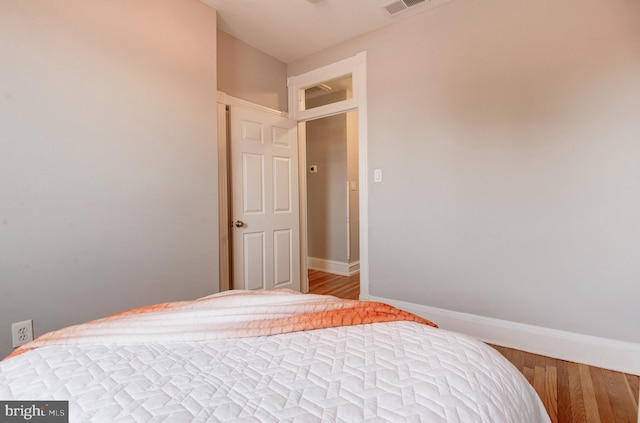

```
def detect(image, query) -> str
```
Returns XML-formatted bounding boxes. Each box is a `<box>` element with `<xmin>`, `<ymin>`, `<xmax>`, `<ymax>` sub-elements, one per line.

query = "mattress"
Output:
<box><xmin>0</xmin><ymin>292</ymin><xmax>550</xmax><ymax>422</ymax></box>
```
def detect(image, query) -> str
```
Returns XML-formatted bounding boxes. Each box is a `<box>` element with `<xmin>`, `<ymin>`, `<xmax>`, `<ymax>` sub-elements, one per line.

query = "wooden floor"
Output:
<box><xmin>308</xmin><ymin>269</ymin><xmax>360</xmax><ymax>300</ymax></box>
<box><xmin>308</xmin><ymin>270</ymin><xmax>639</xmax><ymax>423</ymax></box>
<box><xmin>491</xmin><ymin>344</ymin><xmax>639</xmax><ymax>423</ymax></box>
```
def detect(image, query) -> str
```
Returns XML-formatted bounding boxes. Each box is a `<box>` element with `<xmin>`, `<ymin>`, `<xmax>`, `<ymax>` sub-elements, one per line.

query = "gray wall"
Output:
<box><xmin>346</xmin><ymin>111</ymin><xmax>359</xmax><ymax>263</ymax></box>
<box><xmin>289</xmin><ymin>0</ymin><xmax>640</xmax><ymax>343</ymax></box>
<box><xmin>306</xmin><ymin>91</ymin><xmax>360</xmax><ymax>266</ymax></box>
<box><xmin>306</xmin><ymin>114</ymin><xmax>348</xmax><ymax>263</ymax></box>
<box><xmin>217</xmin><ymin>30</ymin><xmax>287</xmax><ymax>111</ymax></box>
<box><xmin>0</xmin><ymin>0</ymin><xmax>219</xmax><ymax>358</ymax></box>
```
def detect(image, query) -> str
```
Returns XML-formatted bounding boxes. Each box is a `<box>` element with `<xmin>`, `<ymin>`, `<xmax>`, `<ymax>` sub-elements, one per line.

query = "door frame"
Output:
<box><xmin>287</xmin><ymin>52</ymin><xmax>369</xmax><ymax>298</ymax></box>
<box><xmin>216</xmin><ymin>92</ymin><xmax>289</xmax><ymax>292</ymax></box>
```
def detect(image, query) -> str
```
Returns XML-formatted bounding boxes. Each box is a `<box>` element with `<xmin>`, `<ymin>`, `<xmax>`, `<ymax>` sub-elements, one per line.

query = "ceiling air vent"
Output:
<box><xmin>383</xmin><ymin>0</ymin><xmax>427</xmax><ymax>16</ymax></box>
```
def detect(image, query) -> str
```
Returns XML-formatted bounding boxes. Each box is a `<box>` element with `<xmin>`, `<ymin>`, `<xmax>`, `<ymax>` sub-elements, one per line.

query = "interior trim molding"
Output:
<box><xmin>217</xmin><ymin>92</ymin><xmax>287</xmax><ymax>117</ymax></box>
<box><xmin>366</xmin><ymin>295</ymin><xmax>640</xmax><ymax>376</ymax></box>
<box><xmin>308</xmin><ymin>257</ymin><xmax>360</xmax><ymax>277</ymax></box>
<box><xmin>216</xmin><ymin>101</ymin><xmax>230</xmax><ymax>293</ymax></box>
<box><xmin>349</xmin><ymin>260</ymin><xmax>360</xmax><ymax>276</ymax></box>
<box><xmin>288</xmin><ymin>51</ymin><xmax>369</xmax><ymax>298</ymax></box>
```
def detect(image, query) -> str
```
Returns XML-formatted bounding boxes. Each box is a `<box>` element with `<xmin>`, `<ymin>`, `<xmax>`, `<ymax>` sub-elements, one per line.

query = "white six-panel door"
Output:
<box><xmin>230</xmin><ymin>105</ymin><xmax>300</xmax><ymax>292</ymax></box>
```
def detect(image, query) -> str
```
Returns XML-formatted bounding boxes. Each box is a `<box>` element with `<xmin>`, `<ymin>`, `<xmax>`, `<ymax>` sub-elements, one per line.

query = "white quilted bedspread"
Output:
<box><xmin>0</xmin><ymin>321</ymin><xmax>550</xmax><ymax>422</ymax></box>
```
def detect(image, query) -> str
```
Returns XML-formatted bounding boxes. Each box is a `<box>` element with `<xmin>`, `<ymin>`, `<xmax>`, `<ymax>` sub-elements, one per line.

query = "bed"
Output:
<box><xmin>0</xmin><ymin>290</ymin><xmax>550</xmax><ymax>422</ymax></box>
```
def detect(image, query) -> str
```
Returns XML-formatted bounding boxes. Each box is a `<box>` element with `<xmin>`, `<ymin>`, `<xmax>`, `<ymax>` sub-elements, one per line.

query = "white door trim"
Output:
<box><xmin>297</xmin><ymin>122</ymin><xmax>309</xmax><ymax>293</ymax></box>
<box><xmin>287</xmin><ymin>51</ymin><xmax>369</xmax><ymax>299</ymax></box>
<box><xmin>217</xmin><ymin>101</ymin><xmax>230</xmax><ymax>292</ymax></box>
<box><xmin>217</xmin><ymin>92</ymin><xmax>287</xmax><ymax>118</ymax></box>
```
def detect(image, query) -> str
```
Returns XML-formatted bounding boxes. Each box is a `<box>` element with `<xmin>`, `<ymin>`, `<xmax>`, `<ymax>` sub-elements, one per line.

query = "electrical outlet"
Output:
<box><xmin>12</xmin><ymin>319</ymin><xmax>34</xmax><ymax>348</ymax></box>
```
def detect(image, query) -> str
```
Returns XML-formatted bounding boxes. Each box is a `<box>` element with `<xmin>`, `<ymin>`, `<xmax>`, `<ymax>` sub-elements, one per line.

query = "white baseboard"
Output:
<box><xmin>367</xmin><ymin>295</ymin><xmax>640</xmax><ymax>376</ymax></box>
<box><xmin>308</xmin><ymin>257</ymin><xmax>360</xmax><ymax>277</ymax></box>
<box><xmin>349</xmin><ymin>261</ymin><xmax>360</xmax><ymax>275</ymax></box>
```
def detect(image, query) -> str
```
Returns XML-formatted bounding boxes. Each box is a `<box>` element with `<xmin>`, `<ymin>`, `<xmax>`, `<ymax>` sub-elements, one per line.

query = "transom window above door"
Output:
<box><xmin>303</xmin><ymin>74</ymin><xmax>353</xmax><ymax>110</ymax></box>
<box><xmin>288</xmin><ymin>52</ymin><xmax>366</xmax><ymax>121</ymax></box>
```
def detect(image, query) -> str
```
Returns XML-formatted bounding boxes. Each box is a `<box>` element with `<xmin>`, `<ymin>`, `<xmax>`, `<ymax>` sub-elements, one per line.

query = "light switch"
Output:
<box><xmin>374</xmin><ymin>169</ymin><xmax>382</xmax><ymax>183</ymax></box>
<box><xmin>350</xmin><ymin>181</ymin><xmax>357</xmax><ymax>191</ymax></box>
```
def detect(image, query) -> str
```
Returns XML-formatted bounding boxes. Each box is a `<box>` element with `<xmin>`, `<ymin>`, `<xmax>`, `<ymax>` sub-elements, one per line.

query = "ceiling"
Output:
<box><xmin>201</xmin><ymin>0</ymin><xmax>454</xmax><ymax>63</ymax></box>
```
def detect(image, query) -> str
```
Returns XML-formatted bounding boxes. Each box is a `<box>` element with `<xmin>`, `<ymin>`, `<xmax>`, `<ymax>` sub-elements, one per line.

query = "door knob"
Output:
<box><xmin>233</xmin><ymin>220</ymin><xmax>245</xmax><ymax>228</ymax></box>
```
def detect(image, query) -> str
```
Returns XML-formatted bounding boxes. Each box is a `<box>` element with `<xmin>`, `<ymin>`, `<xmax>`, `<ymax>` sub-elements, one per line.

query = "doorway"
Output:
<box><xmin>288</xmin><ymin>51</ymin><xmax>368</xmax><ymax>297</ymax></box>
<box><xmin>305</xmin><ymin>111</ymin><xmax>359</xmax><ymax>277</ymax></box>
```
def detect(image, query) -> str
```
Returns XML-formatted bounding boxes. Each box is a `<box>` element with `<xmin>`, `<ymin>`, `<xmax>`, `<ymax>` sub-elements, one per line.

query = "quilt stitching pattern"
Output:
<box><xmin>0</xmin><ymin>322</ymin><xmax>550</xmax><ymax>422</ymax></box>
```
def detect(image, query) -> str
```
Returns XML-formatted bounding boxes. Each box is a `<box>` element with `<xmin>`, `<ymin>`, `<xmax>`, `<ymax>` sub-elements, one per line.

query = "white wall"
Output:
<box><xmin>0</xmin><ymin>0</ymin><xmax>218</xmax><ymax>358</ymax></box>
<box><xmin>288</xmin><ymin>0</ymin><xmax>640</xmax><ymax>344</ymax></box>
<box><xmin>217</xmin><ymin>30</ymin><xmax>287</xmax><ymax>111</ymax></box>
